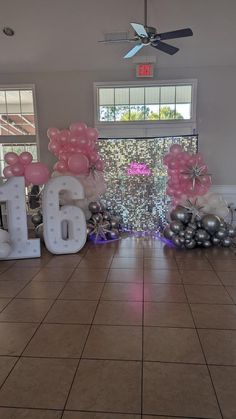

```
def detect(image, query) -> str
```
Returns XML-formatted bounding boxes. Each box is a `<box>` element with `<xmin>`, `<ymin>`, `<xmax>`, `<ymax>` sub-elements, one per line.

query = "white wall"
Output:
<box><xmin>0</xmin><ymin>65</ymin><xmax>235</xmax><ymax>185</ymax></box>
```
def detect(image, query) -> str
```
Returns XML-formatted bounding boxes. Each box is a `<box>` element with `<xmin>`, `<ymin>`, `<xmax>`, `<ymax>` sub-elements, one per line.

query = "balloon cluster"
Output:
<box><xmin>164</xmin><ymin>144</ymin><xmax>211</xmax><ymax>204</ymax></box>
<box><xmin>163</xmin><ymin>206</ymin><xmax>236</xmax><ymax>249</ymax></box>
<box><xmin>87</xmin><ymin>201</ymin><xmax>120</xmax><ymax>242</ymax></box>
<box><xmin>0</xmin><ymin>229</ymin><xmax>11</xmax><ymax>258</ymax></box>
<box><xmin>47</xmin><ymin>122</ymin><xmax>105</xmax><ymax>176</ymax></box>
<box><xmin>3</xmin><ymin>152</ymin><xmax>49</xmax><ymax>186</ymax></box>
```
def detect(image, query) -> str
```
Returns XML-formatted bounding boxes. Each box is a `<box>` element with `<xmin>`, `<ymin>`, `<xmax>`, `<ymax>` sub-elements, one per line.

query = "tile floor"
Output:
<box><xmin>0</xmin><ymin>237</ymin><xmax>236</xmax><ymax>418</ymax></box>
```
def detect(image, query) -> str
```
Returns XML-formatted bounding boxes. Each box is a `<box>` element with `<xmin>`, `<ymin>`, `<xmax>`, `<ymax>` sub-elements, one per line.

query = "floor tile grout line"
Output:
<box><xmin>206</xmin><ymin>257</ymin><xmax>236</xmax><ymax>305</ymax></box>
<box><xmin>59</xmin><ymin>244</ymin><xmax>118</xmax><ymax>419</ymax></box>
<box><xmin>0</xmin><ymin>403</ymin><xmax>222</xmax><ymax>419</ymax></box>
<box><xmin>0</xmin><ymin>257</ymin><xmax>82</xmax><ymax>395</ymax></box>
<box><xmin>1</xmin><ymin>352</ymin><xmax>236</xmax><ymax>368</ymax></box>
<box><xmin>0</xmin><ymin>266</ymin><xmax>46</xmax><ymax>315</ymax></box>
<box><xmin>175</xmin><ymin>253</ymin><xmax>224</xmax><ymax>419</ymax></box>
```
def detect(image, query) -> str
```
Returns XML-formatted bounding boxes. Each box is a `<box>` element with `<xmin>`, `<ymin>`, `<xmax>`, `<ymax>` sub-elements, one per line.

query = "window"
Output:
<box><xmin>96</xmin><ymin>81</ymin><xmax>194</xmax><ymax>123</ymax></box>
<box><xmin>0</xmin><ymin>86</ymin><xmax>38</xmax><ymax>176</ymax></box>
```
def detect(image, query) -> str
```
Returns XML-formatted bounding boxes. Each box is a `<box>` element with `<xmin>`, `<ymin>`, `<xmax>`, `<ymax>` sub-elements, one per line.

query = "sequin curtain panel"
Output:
<box><xmin>98</xmin><ymin>136</ymin><xmax>198</xmax><ymax>231</ymax></box>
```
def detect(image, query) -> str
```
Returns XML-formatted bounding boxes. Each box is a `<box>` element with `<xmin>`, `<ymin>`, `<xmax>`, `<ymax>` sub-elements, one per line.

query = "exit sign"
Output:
<box><xmin>136</xmin><ymin>63</ymin><xmax>154</xmax><ymax>78</ymax></box>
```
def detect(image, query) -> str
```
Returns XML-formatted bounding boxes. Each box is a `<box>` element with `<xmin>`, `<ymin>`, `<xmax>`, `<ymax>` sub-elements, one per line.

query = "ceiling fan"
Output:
<box><xmin>99</xmin><ymin>0</ymin><xmax>193</xmax><ymax>58</ymax></box>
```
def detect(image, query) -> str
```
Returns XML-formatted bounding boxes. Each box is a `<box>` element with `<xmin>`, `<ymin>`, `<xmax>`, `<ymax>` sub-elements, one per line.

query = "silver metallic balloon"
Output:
<box><xmin>188</xmin><ymin>222</ymin><xmax>198</xmax><ymax>230</ymax></box>
<box><xmin>110</xmin><ymin>219</ymin><xmax>119</xmax><ymax>229</ymax></box>
<box><xmin>196</xmin><ymin>241</ymin><xmax>203</xmax><ymax>246</ymax></box>
<box><xmin>31</xmin><ymin>213</ymin><xmax>43</xmax><ymax>226</ymax></box>
<box><xmin>185</xmin><ymin>239</ymin><xmax>196</xmax><ymax>249</ymax></box>
<box><xmin>172</xmin><ymin>235</ymin><xmax>182</xmax><ymax>247</ymax></box>
<box><xmin>170</xmin><ymin>206</ymin><xmax>192</xmax><ymax>224</ymax></box>
<box><xmin>220</xmin><ymin>221</ymin><xmax>227</xmax><ymax>229</ymax></box>
<box><xmin>107</xmin><ymin>229</ymin><xmax>119</xmax><ymax>240</ymax></box>
<box><xmin>215</xmin><ymin>228</ymin><xmax>227</xmax><ymax>240</ymax></box>
<box><xmin>179</xmin><ymin>237</ymin><xmax>185</xmax><ymax>244</ymax></box>
<box><xmin>227</xmin><ymin>226</ymin><xmax>236</xmax><ymax>238</ymax></box>
<box><xmin>88</xmin><ymin>201</ymin><xmax>101</xmax><ymax>214</ymax></box>
<box><xmin>103</xmin><ymin>211</ymin><xmax>111</xmax><ymax>221</ymax></box>
<box><xmin>222</xmin><ymin>237</ymin><xmax>232</xmax><ymax>247</ymax></box>
<box><xmin>92</xmin><ymin>213</ymin><xmax>103</xmax><ymax>223</ymax></box>
<box><xmin>202</xmin><ymin>240</ymin><xmax>212</xmax><ymax>248</ymax></box>
<box><xmin>35</xmin><ymin>223</ymin><xmax>44</xmax><ymax>241</ymax></box>
<box><xmin>201</xmin><ymin>214</ymin><xmax>221</xmax><ymax>235</ymax></box>
<box><xmin>184</xmin><ymin>228</ymin><xmax>195</xmax><ymax>238</ymax></box>
<box><xmin>197</xmin><ymin>221</ymin><xmax>202</xmax><ymax>228</ymax></box>
<box><xmin>170</xmin><ymin>220</ymin><xmax>184</xmax><ymax>234</ymax></box>
<box><xmin>185</xmin><ymin>233</ymin><xmax>194</xmax><ymax>241</ymax></box>
<box><xmin>211</xmin><ymin>236</ymin><xmax>221</xmax><ymax>245</ymax></box>
<box><xmin>195</xmin><ymin>229</ymin><xmax>208</xmax><ymax>242</ymax></box>
<box><xmin>179</xmin><ymin>230</ymin><xmax>185</xmax><ymax>237</ymax></box>
<box><xmin>163</xmin><ymin>226</ymin><xmax>176</xmax><ymax>240</ymax></box>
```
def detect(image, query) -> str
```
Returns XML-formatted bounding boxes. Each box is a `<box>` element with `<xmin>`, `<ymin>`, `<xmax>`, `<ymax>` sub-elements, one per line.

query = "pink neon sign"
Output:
<box><xmin>127</xmin><ymin>162</ymin><xmax>152</xmax><ymax>176</ymax></box>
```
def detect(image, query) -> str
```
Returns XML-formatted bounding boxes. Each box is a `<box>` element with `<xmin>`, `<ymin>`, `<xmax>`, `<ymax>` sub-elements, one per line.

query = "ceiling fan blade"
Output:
<box><xmin>99</xmin><ymin>38</ymin><xmax>137</xmax><ymax>43</ymax></box>
<box><xmin>151</xmin><ymin>40</ymin><xmax>179</xmax><ymax>55</ymax></box>
<box><xmin>124</xmin><ymin>44</ymin><xmax>144</xmax><ymax>59</ymax></box>
<box><xmin>155</xmin><ymin>28</ymin><xmax>193</xmax><ymax>41</ymax></box>
<box><xmin>130</xmin><ymin>22</ymin><xmax>148</xmax><ymax>37</ymax></box>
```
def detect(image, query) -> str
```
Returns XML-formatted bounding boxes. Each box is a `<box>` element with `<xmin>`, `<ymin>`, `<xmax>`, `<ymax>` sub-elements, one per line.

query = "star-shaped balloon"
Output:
<box><xmin>180</xmin><ymin>198</ymin><xmax>204</xmax><ymax>222</ymax></box>
<box><xmin>88</xmin><ymin>219</ymin><xmax>111</xmax><ymax>242</ymax></box>
<box><xmin>181</xmin><ymin>164</ymin><xmax>211</xmax><ymax>189</ymax></box>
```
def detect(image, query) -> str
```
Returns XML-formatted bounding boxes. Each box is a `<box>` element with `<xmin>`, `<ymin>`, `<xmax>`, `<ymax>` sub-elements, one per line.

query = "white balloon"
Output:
<box><xmin>0</xmin><ymin>243</ymin><xmax>11</xmax><ymax>258</ymax></box>
<box><xmin>0</xmin><ymin>229</ymin><xmax>10</xmax><ymax>243</ymax></box>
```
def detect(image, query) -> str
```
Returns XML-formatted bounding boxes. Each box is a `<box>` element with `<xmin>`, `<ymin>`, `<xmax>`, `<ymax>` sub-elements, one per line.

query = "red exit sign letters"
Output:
<box><xmin>136</xmin><ymin>63</ymin><xmax>154</xmax><ymax>78</ymax></box>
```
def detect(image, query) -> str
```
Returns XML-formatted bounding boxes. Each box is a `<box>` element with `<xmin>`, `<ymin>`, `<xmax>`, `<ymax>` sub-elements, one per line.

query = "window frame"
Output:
<box><xmin>94</xmin><ymin>79</ymin><xmax>197</xmax><ymax>137</ymax></box>
<box><xmin>0</xmin><ymin>84</ymin><xmax>40</xmax><ymax>159</ymax></box>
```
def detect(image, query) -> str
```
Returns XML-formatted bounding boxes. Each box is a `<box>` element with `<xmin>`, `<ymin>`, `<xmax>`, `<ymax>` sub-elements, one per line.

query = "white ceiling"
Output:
<box><xmin>0</xmin><ymin>0</ymin><xmax>236</xmax><ymax>73</ymax></box>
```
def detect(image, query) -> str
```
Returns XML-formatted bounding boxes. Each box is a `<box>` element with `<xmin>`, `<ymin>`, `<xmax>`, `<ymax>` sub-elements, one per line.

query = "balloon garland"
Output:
<box><xmin>3</xmin><ymin>152</ymin><xmax>49</xmax><ymax>186</ymax></box>
<box><xmin>163</xmin><ymin>144</ymin><xmax>236</xmax><ymax>249</ymax></box>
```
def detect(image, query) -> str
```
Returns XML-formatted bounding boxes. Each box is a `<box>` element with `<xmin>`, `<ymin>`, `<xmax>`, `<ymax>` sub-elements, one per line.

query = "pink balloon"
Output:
<box><xmin>187</xmin><ymin>155</ymin><xmax>197</xmax><ymax>166</ymax></box>
<box><xmin>69</xmin><ymin>122</ymin><xmax>87</xmax><ymax>135</ymax></box>
<box><xmin>11</xmin><ymin>162</ymin><xmax>25</xmax><ymax>176</ymax></box>
<box><xmin>59</xmin><ymin>129</ymin><xmax>70</xmax><ymax>145</ymax></box>
<box><xmin>95</xmin><ymin>159</ymin><xmax>105</xmax><ymax>171</ymax></box>
<box><xmin>68</xmin><ymin>153</ymin><xmax>89</xmax><ymax>174</ymax></box>
<box><xmin>200</xmin><ymin>175</ymin><xmax>211</xmax><ymax>185</ymax></box>
<box><xmin>169</xmin><ymin>144</ymin><xmax>182</xmax><ymax>155</ymax></box>
<box><xmin>4</xmin><ymin>152</ymin><xmax>19</xmax><ymax>166</ymax></box>
<box><xmin>77</xmin><ymin>136</ymin><xmax>91</xmax><ymax>150</ymax></box>
<box><xmin>48</xmin><ymin>140</ymin><xmax>60</xmax><ymax>156</ymax></box>
<box><xmin>19</xmin><ymin>152</ymin><xmax>33</xmax><ymax>166</ymax></box>
<box><xmin>163</xmin><ymin>154</ymin><xmax>172</xmax><ymax>165</ymax></box>
<box><xmin>47</xmin><ymin>127</ymin><xmax>59</xmax><ymax>139</ymax></box>
<box><xmin>166</xmin><ymin>186</ymin><xmax>175</xmax><ymax>196</ymax></box>
<box><xmin>25</xmin><ymin>162</ymin><xmax>50</xmax><ymax>185</ymax></box>
<box><xmin>3</xmin><ymin>165</ymin><xmax>13</xmax><ymax>178</ymax></box>
<box><xmin>68</xmin><ymin>145</ymin><xmax>77</xmax><ymax>153</ymax></box>
<box><xmin>168</xmin><ymin>160</ymin><xmax>179</xmax><ymax>170</ymax></box>
<box><xmin>181</xmin><ymin>151</ymin><xmax>191</xmax><ymax>161</ymax></box>
<box><xmin>68</xmin><ymin>135</ymin><xmax>80</xmax><ymax>146</ymax></box>
<box><xmin>59</xmin><ymin>151</ymin><xmax>70</xmax><ymax>162</ymax></box>
<box><xmin>171</xmin><ymin>175</ymin><xmax>180</xmax><ymax>185</ymax></box>
<box><xmin>195</xmin><ymin>153</ymin><xmax>205</xmax><ymax>164</ymax></box>
<box><xmin>89</xmin><ymin>151</ymin><xmax>99</xmax><ymax>164</ymax></box>
<box><xmin>173</xmin><ymin>189</ymin><xmax>183</xmax><ymax>198</ymax></box>
<box><xmin>168</xmin><ymin>169</ymin><xmax>179</xmax><ymax>176</ymax></box>
<box><xmin>86</xmin><ymin>127</ymin><xmax>99</xmax><ymax>142</ymax></box>
<box><xmin>180</xmin><ymin>173</ymin><xmax>190</xmax><ymax>182</ymax></box>
<box><xmin>53</xmin><ymin>161</ymin><xmax>68</xmax><ymax>173</ymax></box>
